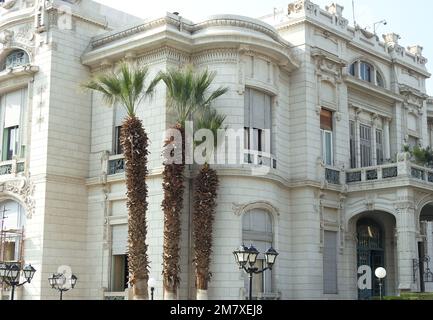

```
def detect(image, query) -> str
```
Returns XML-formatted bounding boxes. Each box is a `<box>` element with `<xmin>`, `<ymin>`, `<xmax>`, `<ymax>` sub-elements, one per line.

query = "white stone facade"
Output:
<box><xmin>0</xmin><ymin>0</ymin><xmax>433</xmax><ymax>300</ymax></box>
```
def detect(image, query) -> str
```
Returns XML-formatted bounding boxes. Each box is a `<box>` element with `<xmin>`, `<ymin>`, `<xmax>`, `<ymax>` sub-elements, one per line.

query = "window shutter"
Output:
<box><xmin>252</xmin><ymin>90</ymin><xmax>265</xmax><ymax>129</ymax></box>
<box><xmin>244</xmin><ymin>89</ymin><xmax>251</xmax><ymax>127</ymax></box>
<box><xmin>4</xmin><ymin>90</ymin><xmax>22</xmax><ymax>128</ymax></box>
<box><xmin>115</xmin><ymin>105</ymin><xmax>127</xmax><ymax>127</ymax></box>
<box><xmin>323</xmin><ymin>231</ymin><xmax>338</xmax><ymax>294</ymax></box>
<box><xmin>264</xmin><ymin>94</ymin><xmax>271</xmax><ymax>130</ymax></box>
<box><xmin>112</xmin><ymin>224</ymin><xmax>128</xmax><ymax>255</ymax></box>
<box><xmin>320</xmin><ymin>108</ymin><xmax>333</xmax><ymax>131</ymax></box>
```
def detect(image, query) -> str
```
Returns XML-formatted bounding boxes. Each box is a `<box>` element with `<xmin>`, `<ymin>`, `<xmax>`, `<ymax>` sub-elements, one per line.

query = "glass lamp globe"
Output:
<box><xmin>375</xmin><ymin>267</ymin><xmax>387</xmax><ymax>279</ymax></box>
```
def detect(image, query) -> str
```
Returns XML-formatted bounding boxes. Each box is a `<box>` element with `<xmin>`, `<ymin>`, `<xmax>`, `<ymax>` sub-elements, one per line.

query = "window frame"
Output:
<box><xmin>2</xmin><ymin>50</ymin><xmax>30</xmax><ymax>71</ymax></box>
<box><xmin>244</xmin><ymin>87</ymin><xmax>274</xmax><ymax>155</ymax></box>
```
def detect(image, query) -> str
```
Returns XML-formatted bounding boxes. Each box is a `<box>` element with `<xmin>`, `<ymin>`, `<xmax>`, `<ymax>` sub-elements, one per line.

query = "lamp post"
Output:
<box><xmin>148</xmin><ymin>277</ymin><xmax>156</xmax><ymax>300</ymax></box>
<box><xmin>375</xmin><ymin>267</ymin><xmax>387</xmax><ymax>300</ymax></box>
<box><xmin>0</xmin><ymin>262</ymin><xmax>36</xmax><ymax>300</ymax></box>
<box><xmin>48</xmin><ymin>272</ymin><xmax>78</xmax><ymax>300</ymax></box>
<box><xmin>233</xmin><ymin>244</ymin><xmax>279</xmax><ymax>300</ymax></box>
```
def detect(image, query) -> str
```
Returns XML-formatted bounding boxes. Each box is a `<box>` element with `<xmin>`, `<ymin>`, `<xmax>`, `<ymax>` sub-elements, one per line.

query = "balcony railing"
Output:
<box><xmin>345</xmin><ymin>163</ymin><xmax>399</xmax><ymax>184</ymax></box>
<box><xmin>0</xmin><ymin>159</ymin><xmax>25</xmax><ymax>177</ymax></box>
<box><xmin>325</xmin><ymin>167</ymin><xmax>341</xmax><ymax>185</ymax></box>
<box><xmin>108</xmin><ymin>155</ymin><xmax>125</xmax><ymax>175</ymax></box>
<box><xmin>244</xmin><ymin>150</ymin><xmax>277</xmax><ymax>170</ymax></box>
<box><xmin>103</xmin><ymin>291</ymin><xmax>127</xmax><ymax>300</ymax></box>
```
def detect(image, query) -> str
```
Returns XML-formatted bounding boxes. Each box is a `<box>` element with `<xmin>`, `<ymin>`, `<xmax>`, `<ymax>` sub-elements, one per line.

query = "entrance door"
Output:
<box><xmin>357</xmin><ymin>219</ymin><xmax>385</xmax><ymax>300</ymax></box>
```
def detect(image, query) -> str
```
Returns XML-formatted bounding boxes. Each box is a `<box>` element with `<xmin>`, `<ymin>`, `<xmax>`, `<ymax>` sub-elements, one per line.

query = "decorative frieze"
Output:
<box><xmin>192</xmin><ymin>48</ymin><xmax>238</xmax><ymax>66</ymax></box>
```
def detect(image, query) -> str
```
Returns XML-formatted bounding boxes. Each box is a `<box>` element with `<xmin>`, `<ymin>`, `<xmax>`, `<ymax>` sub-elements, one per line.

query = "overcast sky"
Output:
<box><xmin>95</xmin><ymin>0</ymin><xmax>433</xmax><ymax>95</ymax></box>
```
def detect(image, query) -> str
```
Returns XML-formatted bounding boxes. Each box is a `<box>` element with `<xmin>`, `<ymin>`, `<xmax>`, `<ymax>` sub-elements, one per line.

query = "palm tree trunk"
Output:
<box><xmin>192</xmin><ymin>163</ymin><xmax>219</xmax><ymax>300</ymax></box>
<box><xmin>122</xmin><ymin>115</ymin><xmax>150</xmax><ymax>300</ymax></box>
<box><xmin>162</xmin><ymin>123</ymin><xmax>186</xmax><ymax>299</ymax></box>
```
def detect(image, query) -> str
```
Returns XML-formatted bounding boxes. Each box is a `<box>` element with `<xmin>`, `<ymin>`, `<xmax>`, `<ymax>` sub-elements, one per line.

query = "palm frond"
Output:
<box><xmin>83</xmin><ymin>61</ymin><xmax>153</xmax><ymax>118</ymax></box>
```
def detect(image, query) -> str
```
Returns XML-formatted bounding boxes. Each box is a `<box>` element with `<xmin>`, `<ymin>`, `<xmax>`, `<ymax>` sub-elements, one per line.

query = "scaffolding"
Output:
<box><xmin>0</xmin><ymin>206</ymin><xmax>25</xmax><ymax>299</ymax></box>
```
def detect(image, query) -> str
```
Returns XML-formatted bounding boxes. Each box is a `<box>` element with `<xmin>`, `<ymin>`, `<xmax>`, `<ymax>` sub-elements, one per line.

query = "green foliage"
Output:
<box><xmin>153</xmin><ymin>65</ymin><xmax>228</xmax><ymax>127</ymax></box>
<box><xmin>83</xmin><ymin>61</ymin><xmax>156</xmax><ymax>117</ymax></box>
<box><xmin>403</xmin><ymin>145</ymin><xmax>433</xmax><ymax>167</ymax></box>
<box><xmin>374</xmin><ymin>293</ymin><xmax>433</xmax><ymax>300</ymax></box>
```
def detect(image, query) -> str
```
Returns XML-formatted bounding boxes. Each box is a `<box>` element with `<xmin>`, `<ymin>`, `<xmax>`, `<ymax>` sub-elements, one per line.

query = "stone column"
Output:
<box><xmin>383</xmin><ymin>117</ymin><xmax>391</xmax><ymax>160</ymax></box>
<box><xmin>395</xmin><ymin>201</ymin><xmax>418</xmax><ymax>293</ymax></box>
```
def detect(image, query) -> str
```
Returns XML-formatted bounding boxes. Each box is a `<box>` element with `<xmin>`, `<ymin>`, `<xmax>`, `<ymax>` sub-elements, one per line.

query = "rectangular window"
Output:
<box><xmin>323</xmin><ymin>231</ymin><xmax>338</xmax><ymax>294</ymax></box>
<box><xmin>1</xmin><ymin>89</ymin><xmax>26</xmax><ymax>161</ymax></box>
<box><xmin>376</xmin><ymin>129</ymin><xmax>384</xmax><ymax>165</ymax></box>
<box><xmin>111</xmin><ymin>254</ymin><xmax>129</xmax><ymax>292</ymax></box>
<box><xmin>350</xmin><ymin>121</ymin><xmax>357</xmax><ymax>168</ymax></box>
<box><xmin>114</xmin><ymin>126</ymin><xmax>123</xmax><ymax>155</ymax></box>
<box><xmin>321</xmin><ymin>108</ymin><xmax>333</xmax><ymax>166</ymax></box>
<box><xmin>2</xmin><ymin>126</ymin><xmax>19</xmax><ymax>161</ymax></box>
<box><xmin>360</xmin><ymin>124</ymin><xmax>372</xmax><ymax>167</ymax></box>
<box><xmin>244</xmin><ymin>88</ymin><xmax>272</xmax><ymax>154</ymax></box>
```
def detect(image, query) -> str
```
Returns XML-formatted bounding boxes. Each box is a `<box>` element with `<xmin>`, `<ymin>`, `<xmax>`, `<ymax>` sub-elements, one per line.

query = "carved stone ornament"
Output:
<box><xmin>0</xmin><ymin>177</ymin><xmax>35</xmax><ymax>219</ymax></box>
<box><xmin>0</xmin><ymin>0</ymin><xmax>17</xmax><ymax>10</ymax></box>
<box><xmin>232</xmin><ymin>201</ymin><xmax>280</xmax><ymax>217</ymax></box>
<box><xmin>288</xmin><ymin>0</ymin><xmax>318</xmax><ymax>15</ymax></box>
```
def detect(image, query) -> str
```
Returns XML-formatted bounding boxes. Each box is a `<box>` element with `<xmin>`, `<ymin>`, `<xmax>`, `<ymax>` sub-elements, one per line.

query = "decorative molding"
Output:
<box><xmin>0</xmin><ymin>177</ymin><xmax>35</xmax><ymax>219</ymax></box>
<box><xmin>288</xmin><ymin>0</ymin><xmax>319</xmax><ymax>16</ymax></box>
<box><xmin>136</xmin><ymin>46</ymin><xmax>190</xmax><ymax>66</ymax></box>
<box><xmin>232</xmin><ymin>200</ymin><xmax>280</xmax><ymax>217</ymax></box>
<box><xmin>192</xmin><ymin>48</ymin><xmax>238</xmax><ymax>66</ymax></box>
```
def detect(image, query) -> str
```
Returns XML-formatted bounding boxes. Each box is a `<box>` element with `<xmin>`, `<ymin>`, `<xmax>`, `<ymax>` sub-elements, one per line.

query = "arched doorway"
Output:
<box><xmin>418</xmin><ymin>203</ymin><xmax>433</xmax><ymax>292</ymax></box>
<box><xmin>357</xmin><ymin>218</ymin><xmax>385</xmax><ymax>300</ymax></box>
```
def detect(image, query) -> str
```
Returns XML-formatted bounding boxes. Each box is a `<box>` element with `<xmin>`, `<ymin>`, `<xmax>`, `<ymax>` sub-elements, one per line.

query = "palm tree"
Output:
<box><xmin>84</xmin><ymin>62</ymin><xmax>156</xmax><ymax>300</ymax></box>
<box><xmin>155</xmin><ymin>66</ymin><xmax>228</xmax><ymax>299</ymax></box>
<box><xmin>192</xmin><ymin>107</ymin><xmax>226</xmax><ymax>300</ymax></box>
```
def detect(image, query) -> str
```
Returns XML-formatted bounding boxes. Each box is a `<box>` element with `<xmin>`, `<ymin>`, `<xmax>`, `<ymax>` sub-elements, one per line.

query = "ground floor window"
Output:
<box><xmin>111</xmin><ymin>254</ymin><xmax>129</xmax><ymax>292</ymax></box>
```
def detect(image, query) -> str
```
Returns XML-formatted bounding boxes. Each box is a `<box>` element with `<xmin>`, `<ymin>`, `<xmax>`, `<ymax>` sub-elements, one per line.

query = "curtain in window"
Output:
<box><xmin>4</xmin><ymin>90</ymin><xmax>22</xmax><ymax>128</ymax></box>
<box><xmin>112</xmin><ymin>224</ymin><xmax>127</xmax><ymax>255</ymax></box>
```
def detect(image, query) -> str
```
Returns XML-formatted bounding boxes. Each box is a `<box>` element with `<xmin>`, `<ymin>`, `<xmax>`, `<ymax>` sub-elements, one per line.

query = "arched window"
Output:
<box><xmin>2</xmin><ymin>50</ymin><xmax>29</xmax><ymax>71</ymax></box>
<box><xmin>0</xmin><ymin>200</ymin><xmax>26</xmax><ymax>262</ymax></box>
<box><xmin>349</xmin><ymin>60</ymin><xmax>386</xmax><ymax>89</ymax></box>
<box><xmin>376</xmin><ymin>71</ymin><xmax>385</xmax><ymax>88</ymax></box>
<box><xmin>242</xmin><ymin>209</ymin><xmax>273</xmax><ymax>298</ymax></box>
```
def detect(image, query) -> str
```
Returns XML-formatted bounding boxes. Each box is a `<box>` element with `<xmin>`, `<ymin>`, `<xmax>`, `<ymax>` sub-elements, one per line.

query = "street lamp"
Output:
<box><xmin>48</xmin><ymin>272</ymin><xmax>78</xmax><ymax>300</ymax></box>
<box><xmin>0</xmin><ymin>262</ymin><xmax>36</xmax><ymax>300</ymax></box>
<box><xmin>233</xmin><ymin>244</ymin><xmax>279</xmax><ymax>300</ymax></box>
<box><xmin>148</xmin><ymin>277</ymin><xmax>156</xmax><ymax>300</ymax></box>
<box><xmin>375</xmin><ymin>267</ymin><xmax>387</xmax><ymax>300</ymax></box>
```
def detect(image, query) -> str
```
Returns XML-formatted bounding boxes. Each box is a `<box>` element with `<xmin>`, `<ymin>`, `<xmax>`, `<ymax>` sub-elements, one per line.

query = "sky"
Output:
<box><xmin>95</xmin><ymin>0</ymin><xmax>433</xmax><ymax>95</ymax></box>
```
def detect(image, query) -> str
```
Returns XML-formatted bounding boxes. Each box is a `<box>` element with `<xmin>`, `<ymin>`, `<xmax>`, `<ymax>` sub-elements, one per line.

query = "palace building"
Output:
<box><xmin>0</xmin><ymin>0</ymin><xmax>432</xmax><ymax>300</ymax></box>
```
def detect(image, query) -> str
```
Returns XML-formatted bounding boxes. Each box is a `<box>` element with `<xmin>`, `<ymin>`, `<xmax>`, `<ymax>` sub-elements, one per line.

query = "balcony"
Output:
<box><xmin>107</xmin><ymin>155</ymin><xmax>125</xmax><ymax>175</ymax></box>
<box><xmin>0</xmin><ymin>159</ymin><xmax>25</xmax><ymax>178</ymax></box>
<box><xmin>345</xmin><ymin>163</ymin><xmax>398</xmax><ymax>184</ymax></box>
<box><xmin>320</xmin><ymin>154</ymin><xmax>433</xmax><ymax>191</ymax></box>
